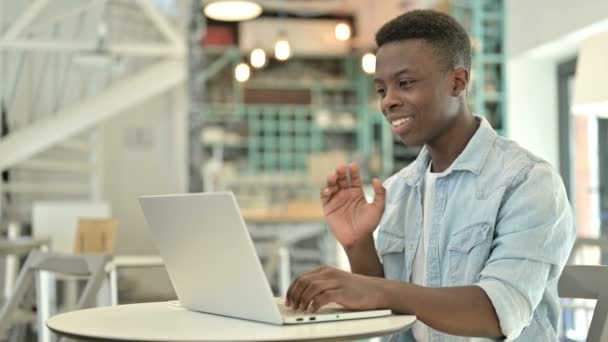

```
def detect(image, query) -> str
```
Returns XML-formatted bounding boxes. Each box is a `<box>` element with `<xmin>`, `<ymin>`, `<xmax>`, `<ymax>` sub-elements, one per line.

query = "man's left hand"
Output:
<box><xmin>285</xmin><ymin>266</ymin><xmax>386</xmax><ymax>312</ymax></box>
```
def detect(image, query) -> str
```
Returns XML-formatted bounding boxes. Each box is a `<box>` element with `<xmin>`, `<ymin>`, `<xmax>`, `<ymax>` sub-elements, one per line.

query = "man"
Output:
<box><xmin>285</xmin><ymin>9</ymin><xmax>575</xmax><ymax>341</ymax></box>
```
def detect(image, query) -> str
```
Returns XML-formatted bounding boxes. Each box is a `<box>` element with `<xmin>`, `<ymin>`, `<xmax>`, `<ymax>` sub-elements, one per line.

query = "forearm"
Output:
<box><xmin>380</xmin><ymin>281</ymin><xmax>502</xmax><ymax>337</ymax></box>
<box><xmin>344</xmin><ymin>236</ymin><xmax>384</xmax><ymax>278</ymax></box>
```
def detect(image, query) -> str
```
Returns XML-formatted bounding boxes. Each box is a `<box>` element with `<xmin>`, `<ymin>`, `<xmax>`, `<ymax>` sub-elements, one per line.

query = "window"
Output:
<box><xmin>558</xmin><ymin>58</ymin><xmax>608</xmax><ymax>340</ymax></box>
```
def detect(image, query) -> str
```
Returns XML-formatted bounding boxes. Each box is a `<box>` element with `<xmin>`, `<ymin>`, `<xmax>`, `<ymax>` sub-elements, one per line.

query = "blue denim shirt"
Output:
<box><xmin>376</xmin><ymin>117</ymin><xmax>576</xmax><ymax>341</ymax></box>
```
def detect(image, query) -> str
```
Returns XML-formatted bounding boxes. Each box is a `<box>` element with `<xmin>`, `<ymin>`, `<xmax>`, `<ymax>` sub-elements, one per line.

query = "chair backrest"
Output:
<box><xmin>32</xmin><ymin>201</ymin><xmax>111</xmax><ymax>253</ymax></box>
<box><xmin>74</xmin><ymin>218</ymin><xmax>118</xmax><ymax>254</ymax></box>
<box><xmin>0</xmin><ymin>251</ymin><xmax>111</xmax><ymax>336</ymax></box>
<box><xmin>558</xmin><ymin>265</ymin><xmax>608</xmax><ymax>342</ymax></box>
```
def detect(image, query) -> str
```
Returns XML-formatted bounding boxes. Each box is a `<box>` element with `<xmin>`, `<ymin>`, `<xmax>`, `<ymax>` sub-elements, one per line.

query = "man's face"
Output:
<box><xmin>374</xmin><ymin>39</ymin><xmax>459</xmax><ymax>146</ymax></box>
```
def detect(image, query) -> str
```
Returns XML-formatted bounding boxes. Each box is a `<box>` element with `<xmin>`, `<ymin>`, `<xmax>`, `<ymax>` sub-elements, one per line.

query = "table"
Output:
<box><xmin>47</xmin><ymin>302</ymin><xmax>416</xmax><ymax>342</ymax></box>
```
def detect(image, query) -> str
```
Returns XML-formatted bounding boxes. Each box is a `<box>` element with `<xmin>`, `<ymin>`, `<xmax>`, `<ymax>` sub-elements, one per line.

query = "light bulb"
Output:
<box><xmin>235</xmin><ymin>63</ymin><xmax>250</xmax><ymax>82</ymax></box>
<box><xmin>250</xmin><ymin>48</ymin><xmax>266</xmax><ymax>68</ymax></box>
<box><xmin>362</xmin><ymin>53</ymin><xmax>376</xmax><ymax>74</ymax></box>
<box><xmin>275</xmin><ymin>38</ymin><xmax>290</xmax><ymax>61</ymax></box>
<box><xmin>335</xmin><ymin>23</ymin><xmax>351</xmax><ymax>41</ymax></box>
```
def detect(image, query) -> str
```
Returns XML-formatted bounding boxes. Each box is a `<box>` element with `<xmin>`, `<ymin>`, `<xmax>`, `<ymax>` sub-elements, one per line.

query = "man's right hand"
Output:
<box><xmin>321</xmin><ymin>163</ymin><xmax>386</xmax><ymax>250</ymax></box>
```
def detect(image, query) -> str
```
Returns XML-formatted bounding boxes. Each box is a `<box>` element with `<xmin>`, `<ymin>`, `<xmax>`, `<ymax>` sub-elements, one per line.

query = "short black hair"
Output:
<box><xmin>375</xmin><ymin>10</ymin><xmax>471</xmax><ymax>71</ymax></box>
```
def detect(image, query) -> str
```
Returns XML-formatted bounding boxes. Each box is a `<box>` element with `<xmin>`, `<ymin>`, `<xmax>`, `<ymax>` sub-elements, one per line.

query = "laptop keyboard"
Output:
<box><xmin>275</xmin><ymin>298</ymin><xmax>349</xmax><ymax>317</ymax></box>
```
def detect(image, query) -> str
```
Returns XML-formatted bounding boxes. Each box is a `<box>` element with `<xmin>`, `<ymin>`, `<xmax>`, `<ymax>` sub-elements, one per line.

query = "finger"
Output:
<box><xmin>336</xmin><ymin>165</ymin><xmax>349</xmax><ymax>189</ymax></box>
<box><xmin>286</xmin><ymin>273</ymin><xmax>310</xmax><ymax>307</ymax></box>
<box><xmin>287</xmin><ymin>270</ymin><xmax>318</xmax><ymax>307</ymax></box>
<box><xmin>371</xmin><ymin>178</ymin><xmax>386</xmax><ymax>210</ymax></box>
<box><xmin>289</xmin><ymin>275</ymin><xmax>317</xmax><ymax>311</ymax></box>
<box><xmin>300</xmin><ymin>280</ymin><xmax>339</xmax><ymax>312</ymax></box>
<box><xmin>309</xmin><ymin>289</ymin><xmax>342</xmax><ymax>313</ymax></box>
<box><xmin>326</xmin><ymin>173</ymin><xmax>338</xmax><ymax>188</ymax></box>
<box><xmin>320</xmin><ymin>185</ymin><xmax>339</xmax><ymax>205</ymax></box>
<box><xmin>286</xmin><ymin>268</ymin><xmax>327</xmax><ymax>309</ymax></box>
<box><xmin>348</xmin><ymin>163</ymin><xmax>363</xmax><ymax>187</ymax></box>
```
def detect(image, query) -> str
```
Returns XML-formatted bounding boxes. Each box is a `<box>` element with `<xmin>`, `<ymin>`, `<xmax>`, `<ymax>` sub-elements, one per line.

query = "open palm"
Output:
<box><xmin>321</xmin><ymin>163</ymin><xmax>386</xmax><ymax>249</ymax></box>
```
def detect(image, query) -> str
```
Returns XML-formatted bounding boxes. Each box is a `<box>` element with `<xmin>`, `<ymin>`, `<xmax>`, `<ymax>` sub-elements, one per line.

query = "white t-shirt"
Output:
<box><xmin>411</xmin><ymin>163</ymin><xmax>446</xmax><ymax>341</ymax></box>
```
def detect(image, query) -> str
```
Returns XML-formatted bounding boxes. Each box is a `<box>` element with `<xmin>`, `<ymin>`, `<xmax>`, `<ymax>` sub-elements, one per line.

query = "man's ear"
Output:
<box><xmin>451</xmin><ymin>67</ymin><xmax>469</xmax><ymax>97</ymax></box>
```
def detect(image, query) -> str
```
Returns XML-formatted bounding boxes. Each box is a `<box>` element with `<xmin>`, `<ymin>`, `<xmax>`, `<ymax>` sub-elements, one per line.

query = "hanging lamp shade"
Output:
<box><xmin>203</xmin><ymin>1</ymin><xmax>262</xmax><ymax>22</ymax></box>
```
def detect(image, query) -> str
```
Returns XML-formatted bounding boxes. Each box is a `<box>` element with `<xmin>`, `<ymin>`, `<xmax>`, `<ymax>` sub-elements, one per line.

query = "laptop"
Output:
<box><xmin>139</xmin><ymin>192</ymin><xmax>392</xmax><ymax>325</ymax></box>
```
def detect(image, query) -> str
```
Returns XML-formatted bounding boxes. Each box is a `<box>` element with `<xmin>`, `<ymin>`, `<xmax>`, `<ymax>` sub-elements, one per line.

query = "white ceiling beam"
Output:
<box><xmin>0</xmin><ymin>40</ymin><xmax>95</xmax><ymax>51</ymax></box>
<box><xmin>25</xmin><ymin>0</ymin><xmax>104</xmax><ymax>35</ymax></box>
<box><xmin>0</xmin><ymin>0</ymin><xmax>48</xmax><ymax>42</ymax></box>
<box><xmin>0</xmin><ymin>59</ymin><xmax>185</xmax><ymax>172</ymax></box>
<box><xmin>134</xmin><ymin>0</ymin><xmax>184</xmax><ymax>53</ymax></box>
<box><xmin>0</xmin><ymin>40</ymin><xmax>182</xmax><ymax>57</ymax></box>
<box><xmin>111</xmin><ymin>43</ymin><xmax>183</xmax><ymax>58</ymax></box>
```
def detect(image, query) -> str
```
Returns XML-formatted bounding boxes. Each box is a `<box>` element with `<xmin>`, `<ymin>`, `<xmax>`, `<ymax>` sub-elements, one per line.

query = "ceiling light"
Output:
<box><xmin>235</xmin><ymin>62</ymin><xmax>251</xmax><ymax>82</ymax></box>
<box><xmin>362</xmin><ymin>53</ymin><xmax>376</xmax><ymax>74</ymax></box>
<box><xmin>203</xmin><ymin>1</ymin><xmax>262</xmax><ymax>22</ymax></box>
<box><xmin>275</xmin><ymin>33</ymin><xmax>291</xmax><ymax>61</ymax></box>
<box><xmin>250</xmin><ymin>48</ymin><xmax>266</xmax><ymax>68</ymax></box>
<box><xmin>335</xmin><ymin>23</ymin><xmax>351</xmax><ymax>41</ymax></box>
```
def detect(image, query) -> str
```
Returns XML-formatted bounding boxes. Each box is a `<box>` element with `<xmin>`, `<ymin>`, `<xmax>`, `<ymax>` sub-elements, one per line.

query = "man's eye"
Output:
<box><xmin>376</xmin><ymin>88</ymin><xmax>386</xmax><ymax>96</ymax></box>
<box><xmin>399</xmin><ymin>80</ymin><xmax>415</xmax><ymax>87</ymax></box>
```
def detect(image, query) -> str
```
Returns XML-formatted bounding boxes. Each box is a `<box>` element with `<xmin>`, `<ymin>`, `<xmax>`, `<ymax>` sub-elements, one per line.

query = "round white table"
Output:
<box><xmin>47</xmin><ymin>302</ymin><xmax>416</xmax><ymax>342</ymax></box>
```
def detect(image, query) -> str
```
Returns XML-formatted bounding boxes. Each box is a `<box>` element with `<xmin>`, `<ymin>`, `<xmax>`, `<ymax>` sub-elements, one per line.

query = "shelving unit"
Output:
<box><xmin>452</xmin><ymin>0</ymin><xmax>506</xmax><ymax>135</ymax></box>
<box><xmin>199</xmin><ymin>53</ymin><xmax>394</xmax><ymax>181</ymax></box>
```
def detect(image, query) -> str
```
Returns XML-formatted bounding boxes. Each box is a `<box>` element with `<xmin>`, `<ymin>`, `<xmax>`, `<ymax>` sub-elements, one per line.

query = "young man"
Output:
<box><xmin>285</xmin><ymin>9</ymin><xmax>576</xmax><ymax>341</ymax></box>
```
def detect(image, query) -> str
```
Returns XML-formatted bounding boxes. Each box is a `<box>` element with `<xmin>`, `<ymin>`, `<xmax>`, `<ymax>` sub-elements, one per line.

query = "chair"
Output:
<box><xmin>73</xmin><ymin>218</ymin><xmax>118</xmax><ymax>255</ymax></box>
<box><xmin>32</xmin><ymin>201</ymin><xmax>111</xmax><ymax>254</ymax></box>
<box><xmin>558</xmin><ymin>265</ymin><xmax>608</xmax><ymax>342</ymax></box>
<box><xmin>0</xmin><ymin>251</ymin><xmax>111</xmax><ymax>342</ymax></box>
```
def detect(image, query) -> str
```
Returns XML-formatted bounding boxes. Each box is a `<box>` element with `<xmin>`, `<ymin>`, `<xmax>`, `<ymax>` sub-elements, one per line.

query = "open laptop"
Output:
<box><xmin>139</xmin><ymin>192</ymin><xmax>392</xmax><ymax>325</ymax></box>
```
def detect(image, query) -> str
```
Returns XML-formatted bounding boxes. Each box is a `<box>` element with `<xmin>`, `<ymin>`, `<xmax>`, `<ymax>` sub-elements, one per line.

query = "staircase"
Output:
<box><xmin>0</xmin><ymin>0</ymin><xmax>186</xmax><ymax>227</ymax></box>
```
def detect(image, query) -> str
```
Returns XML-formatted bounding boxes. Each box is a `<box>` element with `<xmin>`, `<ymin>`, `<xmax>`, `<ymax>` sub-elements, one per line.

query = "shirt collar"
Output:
<box><xmin>401</xmin><ymin>116</ymin><xmax>497</xmax><ymax>186</ymax></box>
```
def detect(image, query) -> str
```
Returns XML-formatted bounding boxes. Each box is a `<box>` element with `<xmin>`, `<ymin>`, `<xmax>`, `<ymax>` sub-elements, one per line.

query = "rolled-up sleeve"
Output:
<box><xmin>475</xmin><ymin>162</ymin><xmax>576</xmax><ymax>340</ymax></box>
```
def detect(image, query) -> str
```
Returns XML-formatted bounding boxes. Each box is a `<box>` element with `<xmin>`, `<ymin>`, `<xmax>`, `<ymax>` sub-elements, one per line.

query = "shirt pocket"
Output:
<box><xmin>377</xmin><ymin>232</ymin><xmax>406</xmax><ymax>281</ymax></box>
<box><xmin>446</xmin><ymin>222</ymin><xmax>493</xmax><ymax>286</ymax></box>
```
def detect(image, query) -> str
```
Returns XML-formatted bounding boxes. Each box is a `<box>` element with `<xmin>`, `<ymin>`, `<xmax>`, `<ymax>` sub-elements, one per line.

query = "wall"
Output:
<box><xmin>505</xmin><ymin>0</ymin><xmax>608</xmax><ymax>168</ymax></box>
<box><xmin>101</xmin><ymin>86</ymin><xmax>186</xmax><ymax>299</ymax></box>
<box><xmin>102</xmin><ymin>87</ymin><xmax>186</xmax><ymax>256</ymax></box>
<box><xmin>507</xmin><ymin>0</ymin><xmax>608</xmax><ymax>58</ymax></box>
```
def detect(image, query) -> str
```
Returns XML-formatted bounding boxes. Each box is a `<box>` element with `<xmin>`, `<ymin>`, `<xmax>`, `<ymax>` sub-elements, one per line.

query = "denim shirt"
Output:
<box><xmin>376</xmin><ymin>117</ymin><xmax>576</xmax><ymax>342</ymax></box>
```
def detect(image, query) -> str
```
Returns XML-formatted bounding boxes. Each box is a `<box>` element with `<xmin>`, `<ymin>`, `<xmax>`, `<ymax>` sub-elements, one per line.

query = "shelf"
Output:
<box><xmin>482</xmin><ymin>12</ymin><xmax>502</xmax><ymax>21</ymax></box>
<box><xmin>480</xmin><ymin>53</ymin><xmax>504</xmax><ymax>64</ymax></box>
<box><xmin>202</xmin><ymin>142</ymin><xmax>248</xmax><ymax>149</ymax></box>
<box><xmin>484</xmin><ymin>93</ymin><xmax>503</xmax><ymax>103</ymax></box>
<box><xmin>246</xmin><ymin>79</ymin><xmax>355</xmax><ymax>91</ymax></box>
<box><xmin>319</xmin><ymin>126</ymin><xmax>357</xmax><ymax>133</ymax></box>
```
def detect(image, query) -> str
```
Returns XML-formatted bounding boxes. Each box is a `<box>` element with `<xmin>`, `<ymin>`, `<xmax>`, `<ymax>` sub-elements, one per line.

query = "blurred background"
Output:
<box><xmin>0</xmin><ymin>0</ymin><xmax>607</xmax><ymax>341</ymax></box>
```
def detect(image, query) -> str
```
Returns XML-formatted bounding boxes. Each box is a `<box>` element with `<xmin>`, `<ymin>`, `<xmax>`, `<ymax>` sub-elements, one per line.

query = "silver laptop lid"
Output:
<box><xmin>139</xmin><ymin>192</ymin><xmax>283</xmax><ymax>324</ymax></box>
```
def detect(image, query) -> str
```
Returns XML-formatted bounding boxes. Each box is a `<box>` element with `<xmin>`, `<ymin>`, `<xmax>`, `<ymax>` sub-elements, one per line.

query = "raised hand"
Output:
<box><xmin>321</xmin><ymin>163</ymin><xmax>386</xmax><ymax>249</ymax></box>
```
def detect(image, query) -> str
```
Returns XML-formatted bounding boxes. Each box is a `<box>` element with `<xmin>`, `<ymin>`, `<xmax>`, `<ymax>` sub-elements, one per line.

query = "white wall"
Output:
<box><xmin>102</xmin><ymin>86</ymin><xmax>186</xmax><ymax>255</ymax></box>
<box><xmin>507</xmin><ymin>59</ymin><xmax>559</xmax><ymax>166</ymax></box>
<box><xmin>506</xmin><ymin>0</ymin><xmax>608</xmax><ymax>168</ymax></box>
<box><xmin>507</xmin><ymin>0</ymin><xmax>608</xmax><ymax>58</ymax></box>
<box><xmin>101</xmin><ymin>86</ymin><xmax>186</xmax><ymax>299</ymax></box>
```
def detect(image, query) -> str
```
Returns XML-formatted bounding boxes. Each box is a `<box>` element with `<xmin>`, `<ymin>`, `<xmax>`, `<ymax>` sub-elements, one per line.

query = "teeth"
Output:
<box><xmin>391</xmin><ymin>117</ymin><xmax>411</xmax><ymax>127</ymax></box>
